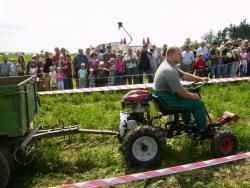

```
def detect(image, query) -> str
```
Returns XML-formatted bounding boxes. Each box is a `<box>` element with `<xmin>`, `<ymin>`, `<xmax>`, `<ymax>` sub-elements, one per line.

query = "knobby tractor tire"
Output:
<box><xmin>123</xmin><ymin>125</ymin><xmax>166</xmax><ymax>168</ymax></box>
<box><xmin>0</xmin><ymin>144</ymin><xmax>13</xmax><ymax>188</ymax></box>
<box><xmin>211</xmin><ymin>130</ymin><xmax>238</xmax><ymax>157</ymax></box>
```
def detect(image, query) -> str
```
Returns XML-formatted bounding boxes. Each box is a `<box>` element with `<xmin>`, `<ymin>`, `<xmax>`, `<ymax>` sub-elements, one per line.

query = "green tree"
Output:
<box><xmin>201</xmin><ymin>30</ymin><xmax>216</xmax><ymax>45</ymax></box>
<box><xmin>216</xmin><ymin>19</ymin><xmax>250</xmax><ymax>42</ymax></box>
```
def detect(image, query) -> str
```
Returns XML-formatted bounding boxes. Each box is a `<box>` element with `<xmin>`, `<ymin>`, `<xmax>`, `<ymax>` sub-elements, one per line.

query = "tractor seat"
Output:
<box><xmin>151</xmin><ymin>94</ymin><xmax>186</xmax><ymax>115</ymax></box>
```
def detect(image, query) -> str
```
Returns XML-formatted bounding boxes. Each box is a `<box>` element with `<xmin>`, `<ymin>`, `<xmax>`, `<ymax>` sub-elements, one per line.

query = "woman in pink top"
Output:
<box><xmin>115</xmin><ymin>53</ymin><xmax>125</xmax><ymax>85</ymax></box>
<box><xmin>239</xmin><ymin>47</ymin><xmax>248</xmax><ymax>77</ymax></box>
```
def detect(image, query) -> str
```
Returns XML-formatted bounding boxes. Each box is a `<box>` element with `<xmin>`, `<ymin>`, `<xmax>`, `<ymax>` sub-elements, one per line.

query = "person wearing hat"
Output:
<box><xmin>73</xmin><ymin>49</ymin><xmax>88</xmax><ymax>88</ymax></box>
<box><xmin>209</xmin><ymin>41</ymin><xmax>221</xmax><ymax>78</ymax></box>
<box><xmin>181</xmin><ymin>44</ymin><xmax>195</xmax><ymax>73</ymax></box>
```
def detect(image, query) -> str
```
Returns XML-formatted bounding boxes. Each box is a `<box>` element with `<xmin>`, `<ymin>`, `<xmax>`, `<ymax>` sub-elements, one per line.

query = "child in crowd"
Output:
<box><xmin>78</xmin><ymin>63</ymin><xmax>87</xmax><ymax>88</ymax></box>
<box><xmin>89</xmin><ymin>68</ymin><xmax>96</xmax><ymax>88</ymax></box>
<box><xmin>115</xmin><ymin>53</ymin><xmax>125</xmax><ymax>85</ymax></box>
<box><xmin>193</xmin><ymin>53</ymin><xmax>209</xmax><ymax>77</ymax></box>
<box><xmin>49</xmin><ymin>66</ymin><xmax>57</xmax><ymax>90</ymax></box>
<box><xmin>29</xmin><ymin>61</ymin><xmax>38</xmax><ymax>75</ymax></box>
<box><xmin>108</xmin><ymin>58</ymin><xmax>116</xmax><ymax>86</ymax></box>
<box><xmin>56</xmin><ymin>67</ymin><xmax>65</xmax><ymax>90</ymax></box>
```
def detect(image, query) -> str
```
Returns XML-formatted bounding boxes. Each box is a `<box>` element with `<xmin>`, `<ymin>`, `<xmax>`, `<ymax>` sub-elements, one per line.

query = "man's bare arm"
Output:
<box><xmin>177</xmin><ymin>88</ymin><xmax>200</xmax><ymax>100</ymax></box>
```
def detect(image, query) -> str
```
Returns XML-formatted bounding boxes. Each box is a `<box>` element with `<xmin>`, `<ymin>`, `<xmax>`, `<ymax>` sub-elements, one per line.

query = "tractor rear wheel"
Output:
<box><xmin>123</xmin><ymin>125</ymin><xmax>166</xmax><ymax>168</ymax></box>
<box><xmin>211</xmin><ymin>130</ymin><xmax>237</xmax><ymax>157</ymax></box>
<box><xmin>0</xmin><ymin>144</ymin><xmax>13</xmax><ymax>188</ymax></box>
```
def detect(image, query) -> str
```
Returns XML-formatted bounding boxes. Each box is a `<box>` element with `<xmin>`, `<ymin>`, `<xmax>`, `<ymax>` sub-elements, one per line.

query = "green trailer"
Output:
<box><xmin>0</xmin><ymin>76</ymin><xmax>38</xmax><ymax>137</ymax></box>
<box><xmin>0</xmin><ymin>76</ymin><xmax>118</xmax><ymax>188</ymax></box>
<box><xmin>0</xmin><ymin>76</ymin><xmax>38</xmax><ymax>187</ymax></box>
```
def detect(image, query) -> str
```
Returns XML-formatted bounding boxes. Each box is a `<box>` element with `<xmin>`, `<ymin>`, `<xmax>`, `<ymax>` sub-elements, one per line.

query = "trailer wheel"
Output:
<box><xmin>0</xmin><ymin>145</ymin><xmax>12</xmax><ymax>188</ymax></box>
<box><xmin>123</xmin><ymin>125</ymin><xmax>166</xmax><ymax>168</ymax></box>
<box><xmin>211</xmin><ymin>130</ymin><xmax>237</xmax><ymax>157</ymax></box>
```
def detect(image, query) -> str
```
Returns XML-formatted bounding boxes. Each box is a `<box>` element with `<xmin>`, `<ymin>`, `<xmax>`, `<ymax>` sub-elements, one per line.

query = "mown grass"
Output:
<box><xmin>8</xmin><ymin>82</ymin><xmax>250</xmax><ymax>188</ymax></box>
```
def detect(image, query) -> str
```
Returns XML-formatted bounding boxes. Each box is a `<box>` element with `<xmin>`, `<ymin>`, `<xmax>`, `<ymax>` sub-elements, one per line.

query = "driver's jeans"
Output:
<box><xmin>154</xmin><ymin>91</ymin><xmax>208</xmax><ymax>129</ymax></box>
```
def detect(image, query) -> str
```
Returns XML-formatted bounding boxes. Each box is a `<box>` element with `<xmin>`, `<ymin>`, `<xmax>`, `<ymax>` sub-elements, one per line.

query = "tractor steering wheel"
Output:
<box><xmin>185</xmin><ymin>80</ymin><xmax>208</xmax><ymax>93</ymax></box>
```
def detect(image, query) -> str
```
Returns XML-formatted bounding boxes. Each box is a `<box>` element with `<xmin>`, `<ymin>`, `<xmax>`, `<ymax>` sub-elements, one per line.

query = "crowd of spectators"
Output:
<box><xmin>0</xmin><ymin>39</ymin><xmax>249</xmax><ymax>91</ymax></box>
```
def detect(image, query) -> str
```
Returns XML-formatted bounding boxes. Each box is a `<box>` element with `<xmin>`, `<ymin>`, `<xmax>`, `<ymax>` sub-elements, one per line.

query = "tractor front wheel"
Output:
<box><xmin>211</xmin><ymin>130</ymin><xmax>237</xmax><ymax>157</ymax></box>
<box><xmin>123</xmin><ymin>125</ymin><xmax>166</xmax><ymax>168</ymax></box>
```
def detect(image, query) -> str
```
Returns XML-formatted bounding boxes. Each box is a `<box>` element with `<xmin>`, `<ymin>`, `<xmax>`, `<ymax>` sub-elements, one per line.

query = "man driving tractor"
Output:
<box><xmin>154</xmin><ymin>46</ymin><xmax>209</xmax><ymax>133</ymax></box>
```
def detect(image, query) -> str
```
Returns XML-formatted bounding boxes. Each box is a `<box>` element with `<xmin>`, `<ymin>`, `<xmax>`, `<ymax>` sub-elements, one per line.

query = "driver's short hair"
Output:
<box><xmin>167</xmin><ymin>46</ymin><xmax>180</xmax><ymax>57</ymax></box>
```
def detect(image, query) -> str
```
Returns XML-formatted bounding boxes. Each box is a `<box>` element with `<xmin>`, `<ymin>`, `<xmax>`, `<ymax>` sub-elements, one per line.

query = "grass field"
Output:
<box><xmin>8</xmin><ymin>82</ymin><xmax>250</xmax><ymax>188</ymax></box>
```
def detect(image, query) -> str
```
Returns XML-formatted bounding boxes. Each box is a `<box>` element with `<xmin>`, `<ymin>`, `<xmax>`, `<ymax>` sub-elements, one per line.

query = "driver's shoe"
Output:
<box><xmin>196</xmin><ymin>127</ymin><xmax>214</xmax><ymax>139</ymax></box>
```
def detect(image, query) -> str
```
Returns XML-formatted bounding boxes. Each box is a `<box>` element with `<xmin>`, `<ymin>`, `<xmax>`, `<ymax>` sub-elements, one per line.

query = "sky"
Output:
<box><xmin>0</xmin><ymin>0</ymin><xmax>249</xmax><ymax>53</ymax></box>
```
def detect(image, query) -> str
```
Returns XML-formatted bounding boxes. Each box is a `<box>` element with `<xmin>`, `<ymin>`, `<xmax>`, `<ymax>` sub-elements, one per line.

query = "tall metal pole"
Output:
<box><xmin>118</xmin><ymin>22</ymin><xmax>133</xmax><ymax>46</ymax></box>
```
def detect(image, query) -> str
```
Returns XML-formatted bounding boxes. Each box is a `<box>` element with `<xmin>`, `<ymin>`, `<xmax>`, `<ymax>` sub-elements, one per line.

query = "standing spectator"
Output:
<box><xmin>107</xmin><ymin>58</ymin><xmax>116</xmax><ymax>86</ymax></box>
<box><xmin>60</xmin><ymin>48</ymin><xmax>67</xmax><ymax>58</ymax></box>
<box><xmin>115</xmin><ymin>53</ymin><xmax>125</xmax><ymax>85</ymax></box>
<box><xmin>209</xmin><ymin>41</ymin><xmax>221</xmax><ymax>78</ymax></box>
<box><xmin>96</xmin><ymin>61</ymin><xmax>108</xmax><ymax>87</ymax></box>
<box><xmin>95</xmin><ymin>46</ymin><xmax>103</xmax><ymax>61</ymax></box>
<box><xmin>52</xmin><ymin>47</ymin><xmax>60</xmax><ymax>66</ymax></box>
<box><xmin>247</xmin><ymin>41</ymin><xmax>250</xmax><ymax>76</ymax></box>
<box><xmin>34</xmin><ymin>54</ymin><xmax>44</xmax><ymax>78</ymax></box>
<box><xmin>58</xmin><ymin>54</ymin><xmax>65</xmax><ymax>68</ymax></box>
<box><xmin>190</xmin><ymin>43</ymin><xmax>197</xmax><ymax>59</ymax></box>
<box><xmin>85</xmin><ymin>48</ymin><xmax>92</xmax><ymax>62</ymax></box>
<box><xmin>222</xmin><ymin>41</ymin><xmax>234</xmax><ymax>78</ymax></box>
<box><xmin>124</xmin><ymin>48</ymin><xmax>139</xmax><ymax>84</ymax></box>
<box><xmin>239</xmin><ymin>47</ymin><xmax>248</xmax><ymax>77</ymax></box>
<box><xmin>28</xmin><ymin>61</ymin><xmax>38</xmax><ymax>76</ymax></box>
<box><xmin>43</xmin><ymin>52</ymin><xmax>52</xmax><ymax>74</ymax></box>
<box><xmin>49</xmin><ymin>66</ymin><xmax>57</xmax><ymax>90</ymax></box>
<box><xmin>197</xmin><ymin>42</ymin><xmax>209</xmax><ymax>61</ymax></box>
<box><xmin>10</xmin><ymin>60</ymin><xmax>18</xmax><ymax>76</ymax></box>
<box><xmin>88</xmin><ymin>68</ymin><xmax>96</xmax><ymax>88</ymax></box>
<box><xmin>43</xmin><ymin>52</ymin><xmax>52</xmax><ymax>90</ymax></box>
<box><xmin>103</xmin><ymin>45</ymin><xmax>116</xmax><ymax>69</ymax></box>
<box><xmin>149</xmin><ymin>45</ymin><xmax>159</xmax><ymax>74</ymax></box>
<box><xmin>89</xmin><ymin>52</ymin><xmax>100</xmax><ymax>75</ymax></box>
<box><xmin>56</xmin><ymin>67</ymin><xmax>65</xmax><ymax>90</ymax></box>
<box><xmin>78</xmin><ymin>63</ymin><xmax>87</xmax><ymax>88</ymax></box>
<box><xmin>73</xmin><ymin>49</ymin><xmax>88</xmax><ymax>88</ymax></box>
<box><xmin>0</xmin><ymin>56</ymin><xmax>11</xmax><ymax>77</ymax></box>
<box><xmin>62</xmin><ymin>55</ymin><xmax>73</xmax><ymax>89</ymax></box>
<box><xmin>17</xmin><ymin>55</ymin><xmax>25</xmax><ymax>75</ymax></box>
<box><xmin>138</xmin><ymin>44</ymin><xmax>153</xmax><ymax>83</ymax></box>
<box><xmin>232</xmin><ymin>43</ymin><xmax>241</xmax><ymax>77</ymax></box>
<box><xmin>181</xmin><ymin>45</ymin><xmax>195</xmax><ymax>73</ymax></box>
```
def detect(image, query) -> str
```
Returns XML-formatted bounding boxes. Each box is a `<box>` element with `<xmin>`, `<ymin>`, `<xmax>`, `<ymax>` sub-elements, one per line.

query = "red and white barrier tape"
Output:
<box><xmin>39</xmin><ymin>77</ymin><xmax>250</xmax><ymax>96</ymax></box>
<box><xmin>57</xmin><ymin>152</ymin><xmax>250</xmax><ymax>188</ymax></box>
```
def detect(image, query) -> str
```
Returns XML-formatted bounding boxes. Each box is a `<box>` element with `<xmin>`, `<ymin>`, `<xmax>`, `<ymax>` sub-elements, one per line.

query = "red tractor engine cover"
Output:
<box><xmin>122</xmin><ymin>90</ymin><xmax>151</xmax><ymax>101</ymax></box>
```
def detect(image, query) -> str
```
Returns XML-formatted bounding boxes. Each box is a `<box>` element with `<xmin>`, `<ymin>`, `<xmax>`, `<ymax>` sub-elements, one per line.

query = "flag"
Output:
<box><xmin>123</xmin><ymin>38</ymin><xmax>127</xmax><ymax>44</ymax></box>
<box><xmin>147</xmin><ymin>37</ymin><xmax>150</xmax><ymax>44</ymax></box>
<box><xmin>142</xmin><ymin>38</ymin><xmax>145</xmax><ymax>45</ymax></box>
